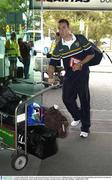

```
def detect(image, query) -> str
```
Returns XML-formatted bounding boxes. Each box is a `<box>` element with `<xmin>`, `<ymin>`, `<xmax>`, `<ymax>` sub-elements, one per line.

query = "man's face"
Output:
<box><xmin>58</xmin><ymin>22</ymin><xmax>69</xmax><ymax>39</ymax></box>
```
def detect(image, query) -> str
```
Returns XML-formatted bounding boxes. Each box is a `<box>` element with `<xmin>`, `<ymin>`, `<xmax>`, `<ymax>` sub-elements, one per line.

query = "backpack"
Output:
<box><xmin>76</xmin><ymin>35</ymin><xmax>103</xmax><ymax>66</ymax></box>
<box><xmin>44</xmin><ymin>106</ymin><xmax>69</xmax><ymax>138</ymax></box>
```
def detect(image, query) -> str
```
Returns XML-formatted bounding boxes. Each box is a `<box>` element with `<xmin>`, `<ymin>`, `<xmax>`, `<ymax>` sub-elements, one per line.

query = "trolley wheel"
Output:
<box><xmin>11</xmin><ymin>152</ymin><xmax>28</xmax><ymax>170</ymax></box>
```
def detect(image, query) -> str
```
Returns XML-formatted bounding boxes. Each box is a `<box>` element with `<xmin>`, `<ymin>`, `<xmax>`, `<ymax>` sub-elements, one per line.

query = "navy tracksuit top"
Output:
<box><xmin>49</xmin><ymin>34</ymin><xmax>95</xmax><ymax>79</ymax></box>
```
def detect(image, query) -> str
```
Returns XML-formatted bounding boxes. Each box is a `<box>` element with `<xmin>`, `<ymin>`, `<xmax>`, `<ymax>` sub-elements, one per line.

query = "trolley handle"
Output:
<box><xmin>15</xmin><ymin>83</ymin><xmax>59</xmax><ymax>110</ymax></box>
<box><xmin>0</xmin><ymin>82</ymin><xmax>58</xmax><ymax>117</ymax></box>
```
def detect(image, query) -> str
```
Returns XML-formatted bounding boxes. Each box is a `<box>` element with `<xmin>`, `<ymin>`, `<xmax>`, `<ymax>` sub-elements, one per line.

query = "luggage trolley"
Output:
<box><xmin>0</xmin><ymin>84</ymin><xmax>57</xmax><ymax>171</ymax></box>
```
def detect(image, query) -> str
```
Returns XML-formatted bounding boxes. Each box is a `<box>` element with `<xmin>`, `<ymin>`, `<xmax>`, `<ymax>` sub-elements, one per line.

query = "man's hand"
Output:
<box><xmin>73</xmin><ymin>63</ymin><xmax>83</xmax><ymax>71</ymax></box>
<box><xmin>48</xmin><ymin>78</ymin><xmax>55</xmax><ymax>85</ymax></box>
<box><xmin>48</xmin><ymin>65</ymin><xmax>55</xmax><ymax>85</ymax></box>
<box><xmin>18</xmin><ymin>56</ymin><xmax>23</xmax><ymax>63</ymax></box>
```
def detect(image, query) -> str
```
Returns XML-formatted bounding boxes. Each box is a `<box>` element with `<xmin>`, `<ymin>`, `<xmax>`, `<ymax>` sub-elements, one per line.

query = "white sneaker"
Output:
<box><xmin>80</xmin><ymin>131</ymin><xmax>89</xmax><ymax>138</ymax></box>
<box><xmin>71</xmin><ymin>120</ymin><xmax>80</xmax><ymax>127</ymax></box>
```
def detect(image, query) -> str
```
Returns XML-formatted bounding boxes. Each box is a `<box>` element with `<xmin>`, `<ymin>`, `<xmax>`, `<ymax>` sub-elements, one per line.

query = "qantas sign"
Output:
<box><xmin>29</xmin><ymin>0</ymin><xmax>112</xmax><ymax>10</ymax></box>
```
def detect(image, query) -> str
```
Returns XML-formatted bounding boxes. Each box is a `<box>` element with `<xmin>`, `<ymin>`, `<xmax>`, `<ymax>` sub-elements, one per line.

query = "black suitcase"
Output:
<box><xmin>18</xmin><ymin>125</ymin><xmax>58</xmax><ymax>159</ymax></box>
<box><xmin>17</xmin><ymin>67</ymin><xmax>24</xmax><ymax>78</ymax></box>
<box><xmin>0</xmin><ymin>85</ymin><xmax>24</xmax><ymax>127</ymax></box>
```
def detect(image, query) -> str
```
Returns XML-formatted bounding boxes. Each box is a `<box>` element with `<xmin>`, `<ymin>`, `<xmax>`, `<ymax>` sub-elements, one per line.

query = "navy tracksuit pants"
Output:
<box><xmin>62</xmin><ymin>73</ymin><xmax>90</xmax><ymax>132</ymax></box>
<box><xmin>23</xmin><ymin>57</ymin><xmax>30</xmax><ymax>79</ymax></box>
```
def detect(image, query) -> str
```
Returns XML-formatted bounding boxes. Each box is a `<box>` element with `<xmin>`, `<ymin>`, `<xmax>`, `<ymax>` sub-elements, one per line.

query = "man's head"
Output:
<box><xmin>18</xmin><ymin>38</ymin><xmax>23</xmax><ymax>45</ymax></box>
<box><xmin>11</xmin><ymin>32</ymin><xmax>16</xmax><ymax>40</ymax></box>
<box><xmin>58</xmin><ymin>19</ymin><xmax>70</xmax><ymax>39</ymax></box>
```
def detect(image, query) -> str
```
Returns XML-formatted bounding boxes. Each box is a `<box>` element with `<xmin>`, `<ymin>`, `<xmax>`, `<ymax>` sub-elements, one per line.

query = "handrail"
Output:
<box><xmin>15</xmin><ymin>83</ymin><xmax>58</xmax><ymax>110</ymax></box>
<box><xmin>0</xmin><ymin>83</ymin><xmax>58</xmax><ymax>118</ymax></box>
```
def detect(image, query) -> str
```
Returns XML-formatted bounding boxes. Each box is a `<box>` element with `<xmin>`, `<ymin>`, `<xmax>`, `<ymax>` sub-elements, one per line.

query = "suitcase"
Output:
<box><xmin>17</xmin><ymin>67</ymin><xmax>24</xmax><ymax>78</ymax></box>
<box><xmin>18</xmin><ymin>125</ymin><xmax>58</xmax><ymax>159</ymax></box>
<box><xmin>0</xmin><ymin>85</ymin><xmax>24</xmax><ymax>126</ymax></box>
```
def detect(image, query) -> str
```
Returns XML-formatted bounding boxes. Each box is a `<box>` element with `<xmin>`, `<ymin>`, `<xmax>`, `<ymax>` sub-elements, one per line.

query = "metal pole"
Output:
<box><xmin>13</xmin><ymin>0</ymin><xmax>17</xmax><ymax>32</ymax></box>
<box><xmin>40</xmin><ymin>0</ymin><xmax>44</xmax><ymax>104</ymax></box>
<box><xmin>24</xmin><ymin>103</ymin><xmax>28</xmax><ymax>155</ymax></box>
<box><xmin>32</xmin><ymin>0</ymin><xmax>35</xmax><ymax>42</ymax></box>
<box><xmin>40</xmin><ymin>0</ymin><xmax>44</xmax><ymax>80</ymax></box>
<box><xmin>25</xmin><ymin>0</ymin><xmax>28</xmax><ymax>31</ymax></box>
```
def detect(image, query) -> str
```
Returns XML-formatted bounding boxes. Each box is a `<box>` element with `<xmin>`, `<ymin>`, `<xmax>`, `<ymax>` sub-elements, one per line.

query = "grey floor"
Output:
<box><xmin>0</xmin><ymin>132</ymin><xmax>112</xmax><ymax>176</ymax></box>
<box><xmin>0</xmin><ymin>72</ymin><xmax>112</xmax><ymax>176</ymax></box>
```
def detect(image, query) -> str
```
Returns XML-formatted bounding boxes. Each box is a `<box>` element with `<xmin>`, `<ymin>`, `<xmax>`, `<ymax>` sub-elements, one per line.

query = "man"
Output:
<box><xmin>5</xmin><ymin>32</ymin><xmax>20</xmax><ymax>82</ymax></box>
<box><xmin>48</xmin><ymin>19</ymin><xmax>95</xmax><ymax>138</ymax></box>
<box><xmin>18</xmin><ymin>38</ymin><xmax>31</xmax><ymax>79</ymax></box>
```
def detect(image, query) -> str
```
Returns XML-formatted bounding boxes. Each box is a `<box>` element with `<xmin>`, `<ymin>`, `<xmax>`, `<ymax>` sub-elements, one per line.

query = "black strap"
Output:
<box><xmin>77</xmin><ymin>35</ymin><xmax>112</xmax><ymax>64</ymax></box>
<box><xmin>75</xmin><ymin>35</ymin><xmax>84</xmax><ymax>50</ymax></box>
<box><xmin>103</xmin><ymin>51</ymin><xmax>112</xmax><ymax>64</ymax></box>
<box><xmin>76</xmin><ymin>34</ymin><xmax>112</xmax><ymax>66</ymax></box>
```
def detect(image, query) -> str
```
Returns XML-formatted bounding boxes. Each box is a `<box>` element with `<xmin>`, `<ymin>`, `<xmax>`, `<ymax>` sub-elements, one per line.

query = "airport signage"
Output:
<box><xmin>29</xmin><ymin>0</ymin><xmax>112</xmax><ymax>10</ymax></box>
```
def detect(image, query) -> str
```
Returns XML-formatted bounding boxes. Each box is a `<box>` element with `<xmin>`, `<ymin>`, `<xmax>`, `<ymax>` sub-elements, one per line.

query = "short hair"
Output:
<box><xmin>58</xmin><ymin>19</ymin><xmax>69</xmax><ymax>27</ymax></box>
<box><xmin>11</xmin><ymin>31</ymin><xmax>16</xmax><ymax>37</ymax></box>
<box><xmin>56</xmin><ymin>32</ymin><xmax>60</xmax><ymax>37</ymax></box>
<box><xmin>18</xmin><ymin>38</ymin><xmax>22</xmax><ymax>41</ymax></box>
<box><xmin>18</xmin><ymin>38</ymin><xmax>23</xmax><ymax>44</ymax></box>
